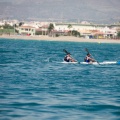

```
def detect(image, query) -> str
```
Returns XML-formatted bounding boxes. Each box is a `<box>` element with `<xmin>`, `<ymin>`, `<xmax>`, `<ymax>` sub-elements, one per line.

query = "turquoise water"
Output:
<box><xmin>0</xmin><ymin>39</ymin><xmax>120</xmax><ymax>120</ymax></box>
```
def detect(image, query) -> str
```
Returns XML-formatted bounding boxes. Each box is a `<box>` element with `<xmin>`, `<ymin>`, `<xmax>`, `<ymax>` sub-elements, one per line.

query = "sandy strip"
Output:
<box><xmin>0</xmin><ymin>35</ymin><xmax>120</xmax><ymax>43</ymax></box>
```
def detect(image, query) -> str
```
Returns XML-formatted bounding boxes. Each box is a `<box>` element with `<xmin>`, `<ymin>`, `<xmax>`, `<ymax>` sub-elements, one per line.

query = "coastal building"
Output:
<box><xmin>53</xmin><ymin>23</ymin><xmax>118</xmax><ymax>39</ymax></box>
<box><xmin>36</xmin><ymin>24</ymin><xmax>49</xmax><ymax>35</ymax></box>
<box><xmin>1</xmin><ymin>19</ymin><xmax>119</xmax><ymax>38</ymax></box>
<box><xmin>18</xmin><ymin>26</ymin><xmax>36</xmax><ymax>36</ymax></box>
<box><xmin>17</xmin><ymin>21</ymin><xmax>50</xmax><ymax>36</ymax></box>
<box><xmin>0</xmin><ymin>19</ymin><xmax>19</xmax><ymax>26</ymax></box>
<box><xmin>0</xmin><ymin>21</ymin><xmax>5</xmax><ymax>26</ymax></box>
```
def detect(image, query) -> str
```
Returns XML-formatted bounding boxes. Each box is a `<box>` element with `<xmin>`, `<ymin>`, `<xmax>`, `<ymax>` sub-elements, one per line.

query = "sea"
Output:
<box><xmin>0</xmin><ymin>38</ymin><xmax>120</xmax><ymax>120</ymax></box>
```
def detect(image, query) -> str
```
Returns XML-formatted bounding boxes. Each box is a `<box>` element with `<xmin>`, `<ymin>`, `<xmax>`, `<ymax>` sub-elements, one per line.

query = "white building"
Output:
<box><xmin>18</xmin><ymin>26</ymin><xmax>36</xmax><ymax>36</ymax></box>
<box><xmin>54</xmin><ymin>23</ymin><xmax>119</xmax><ymax>38</ymax></box>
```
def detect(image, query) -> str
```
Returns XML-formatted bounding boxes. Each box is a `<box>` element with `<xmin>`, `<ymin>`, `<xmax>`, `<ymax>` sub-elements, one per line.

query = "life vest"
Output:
<box><xmin>84</xmin><ymin>56</ymin><xmax>90</xmax><ymax>63</ymax></box>
<box><xmin>64</xmin><ymin>56</ymin><xmax>70</xmax><ymax>62</ymax></box>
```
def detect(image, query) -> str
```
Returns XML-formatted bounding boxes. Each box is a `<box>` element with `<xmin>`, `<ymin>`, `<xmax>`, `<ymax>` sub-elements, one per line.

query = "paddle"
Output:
<box><xmin>63</xmin><ymin>49</ymin><xmax>77</xmax><ymax>62</ymax></box>
<box><xmin>63</xmin><ymin>49</ymin><xmax>70</xmax><ymax>55</ymax></box>
<box><xmin>85</xmin><ymin>48</ymin><xmax>100</xmax><ymax>64</ymax></box>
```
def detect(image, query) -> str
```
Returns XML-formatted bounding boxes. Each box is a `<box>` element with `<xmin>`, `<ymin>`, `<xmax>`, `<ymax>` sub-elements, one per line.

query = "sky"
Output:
<box><xmin>0</xmin><ymin>0</ymin><xmax>120</xmax><ymax>24</ymax></box>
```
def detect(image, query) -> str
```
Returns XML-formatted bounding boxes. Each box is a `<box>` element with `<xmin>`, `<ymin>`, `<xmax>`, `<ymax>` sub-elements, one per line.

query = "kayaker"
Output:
<box><xmin>84</xmin><ymin>53</ymin><xmax>96</xmax><ymax>63</ymax></box>
<box><xmin>64</xmin><ymin>53</ymin><xmax>76</xmax><ymax>62</ymax></box>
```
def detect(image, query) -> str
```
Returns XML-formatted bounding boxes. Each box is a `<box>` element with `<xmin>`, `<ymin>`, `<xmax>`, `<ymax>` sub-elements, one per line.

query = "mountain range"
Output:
<box><xmin>0</xmin><ymin>0</ymin><xmax>120</xmax><ymax>24</ymax></box>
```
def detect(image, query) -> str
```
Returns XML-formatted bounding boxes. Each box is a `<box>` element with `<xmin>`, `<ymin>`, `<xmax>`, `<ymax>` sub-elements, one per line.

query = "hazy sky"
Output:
<box><xmin>0</xmin><ymin>0</ymin><xmax>120</xmax><ymax>23</ymax></box>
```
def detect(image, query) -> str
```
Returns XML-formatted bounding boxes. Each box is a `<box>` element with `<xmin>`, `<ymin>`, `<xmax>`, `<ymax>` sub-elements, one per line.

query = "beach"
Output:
<box><xmin>0</xmin><ymin>35</ymin><xmax>120</xmax><ymax>43</ymax></box>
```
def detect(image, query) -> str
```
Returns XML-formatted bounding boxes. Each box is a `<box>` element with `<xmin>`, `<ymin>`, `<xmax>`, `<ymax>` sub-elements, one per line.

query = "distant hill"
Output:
<box><xmin>0</xmin><ymin>0</ymin><xmax>120</xmax><ymax>24</ymax></box>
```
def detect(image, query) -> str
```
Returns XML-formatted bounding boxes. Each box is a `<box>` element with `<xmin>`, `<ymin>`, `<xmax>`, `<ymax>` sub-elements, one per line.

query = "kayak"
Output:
<box><xmin>62</xmin><ymin>61</ymin><xmax>78</xmax><ymax>64</ymax></box>
<box><xmin>80</xmin><ymin>62</ymin><xmax>98</xmax><ymax>65</ymax></box>
<box><xmin>80</xmin><ymin>61</ymin><xmax>120</xmax><ymax>65</ymax></box>
<box><xmin>62</xmin><ymin>61</ymin><xmax>120</xmax><ymax>65</ymax></box>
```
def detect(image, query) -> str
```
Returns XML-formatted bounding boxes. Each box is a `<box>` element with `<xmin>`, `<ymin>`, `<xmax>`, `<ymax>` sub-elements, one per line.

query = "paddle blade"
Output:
<box><xmin>63</xmin><ymin>49</ymin><xmax>70</xmax><ymax>54</ymax></box>
<box><xmin>85</xmin><ymin>48</ymin><xmax>89</xmax><ymax>54</ymax></box>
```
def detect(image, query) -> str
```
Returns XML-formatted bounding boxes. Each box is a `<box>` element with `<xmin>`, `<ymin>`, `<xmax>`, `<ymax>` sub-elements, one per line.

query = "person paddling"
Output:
<box><xmin>64</xmin><ymin>53</ymin><xmax>76</xmax><ymax>62</ymax></box>
<box><xmin>84</xmin><ymin>53</ymin><xmax>96</xmax><ymax>63</ymax></box>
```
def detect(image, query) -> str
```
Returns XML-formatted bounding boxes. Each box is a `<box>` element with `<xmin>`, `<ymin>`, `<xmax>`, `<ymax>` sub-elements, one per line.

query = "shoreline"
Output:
<box><xmin>0</xmin><ymin>35</ymin><xmax>120</xmax><ymax>43</ymax></box>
